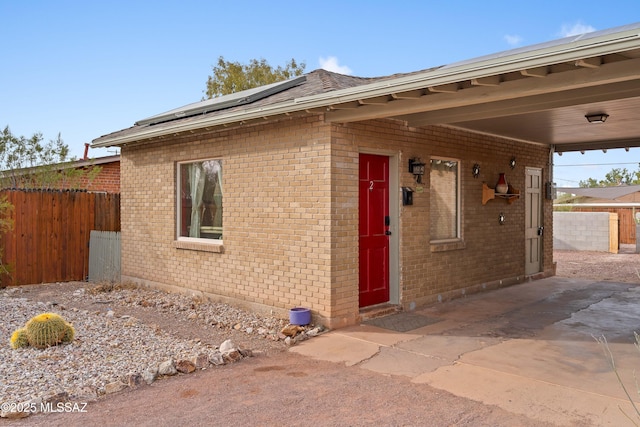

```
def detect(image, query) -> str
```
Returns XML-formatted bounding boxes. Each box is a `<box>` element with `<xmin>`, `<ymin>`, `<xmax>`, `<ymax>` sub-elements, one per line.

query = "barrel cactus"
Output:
<box><xmin>9</xmin><ymin>328</ymin><xmax>29</xmax><ymax>349</ymax></box>
<box><xmin>9</xmin><ymin>313</ymin><xmax>75</xmax><ymax>349</ymax></box>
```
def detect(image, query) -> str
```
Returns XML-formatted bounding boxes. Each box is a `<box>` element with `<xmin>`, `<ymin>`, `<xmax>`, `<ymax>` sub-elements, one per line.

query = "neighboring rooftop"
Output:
<box><xmin>558</xmin><ymin>185</ymin><xmax>640</xmax><ymax>200</ymax></box>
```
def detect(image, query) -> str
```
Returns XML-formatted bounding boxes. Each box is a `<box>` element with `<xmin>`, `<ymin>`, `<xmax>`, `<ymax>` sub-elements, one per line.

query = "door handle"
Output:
<box><xmin>385</xmin><ymin>231</ymin><xmax>392</xmax><ymax>236</ymax></box>
<box><xmin>537</xmin><ymin>226</ymin><xmax>544</xmax><ymax>236</ymax></box>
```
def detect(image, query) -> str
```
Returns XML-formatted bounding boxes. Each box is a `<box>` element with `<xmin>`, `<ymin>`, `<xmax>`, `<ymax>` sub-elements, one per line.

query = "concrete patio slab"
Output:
<box><xmin>415</xmin><ymin>361</ymin><xmax>634</xmax><ymax>426</ymax></box>
<box><xmin>395</xmin><ymin>335</ymin><xmax>502</xmax><ymax>361</ymax></box>
<box><xmin>359</xmin><ymin>346</ymin><xmax>448</xmax><ymax>377</ymax></box>
<box><xmin>292</xmin><ymin>277</ymin><xmax>640</xmax><ymax>426</ymax></box>
<box><xmin>288</xmin><ymin>331</ymin><xmax>380</xmax><ymax>366</ymax></box>
<box><xmin>446</xmin><ymin>338</ymin><xmax>637</xmax><ymax>401</ymax></box>
<box><xmin>330</xmin><ymin>324</ymin><xmax>423</xmax><ymax>347</ymax></box>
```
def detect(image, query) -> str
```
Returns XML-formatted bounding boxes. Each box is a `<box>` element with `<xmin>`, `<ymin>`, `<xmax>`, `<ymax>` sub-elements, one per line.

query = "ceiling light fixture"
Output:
<box><xmin>585</xmin><ymin>113</ymin><xmax>609</xmax><ymax>124</ymax></box>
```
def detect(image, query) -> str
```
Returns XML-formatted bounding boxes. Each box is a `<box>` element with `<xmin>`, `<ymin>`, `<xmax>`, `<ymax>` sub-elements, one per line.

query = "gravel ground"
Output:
<box><xmin>1</xmin><ymin>281</ymin><xmax>552</xmax><ymax>427</ymax></box>
<box><xmin>1</xmin><ymin>248</ymin><xmax>637</xmax><ymax>421</ymax></box>
<box><xmin>0</xmin><ymin>282</ymin><xmax>318</xmax><ymax>415</ymax></box>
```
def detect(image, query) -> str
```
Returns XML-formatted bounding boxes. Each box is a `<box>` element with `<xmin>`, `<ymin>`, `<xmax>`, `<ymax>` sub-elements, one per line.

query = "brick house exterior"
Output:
<box><xmin>93</xmin><ymin>24</ymin><xmax>640</xmax><ymax>328</ymax></box>
<box><xmin>114</xmin><ymin>116</ymin><xmax>551</xmax><ymax>327</ymax></box>
<box><xmin>1</xmin><ymin>155</ymin><xmax>120</xmax><ymax>193</ymax></box>
<box><xmin>69</xmin><ymin>155</ymin><xmax>120</xmax><ymax>193</ymax></box>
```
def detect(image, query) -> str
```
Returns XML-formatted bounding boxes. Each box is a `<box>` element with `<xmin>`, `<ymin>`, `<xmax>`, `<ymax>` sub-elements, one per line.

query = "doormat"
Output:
<box><xmin>363</xmin><ymin>312</ymin><xmax>441</xmax><ymax>333</ymax></box>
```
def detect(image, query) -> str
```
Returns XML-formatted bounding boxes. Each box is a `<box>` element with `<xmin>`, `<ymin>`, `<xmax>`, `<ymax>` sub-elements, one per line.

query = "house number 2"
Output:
<box><xmin>369</xmin><ymin>181</ymin><xmax>374</xmax><ymax>191</ymax></box>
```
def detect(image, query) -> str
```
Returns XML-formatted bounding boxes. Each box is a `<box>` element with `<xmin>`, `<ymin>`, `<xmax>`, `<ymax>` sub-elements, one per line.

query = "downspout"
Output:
<box><xmin>549</xmin><ymin>145</ymin><xmax>555</xmax><ymax>191</ymax></box>
<box><xmin>548</xmin><ymin>145</ymin><xmax>557</xmax><ymax>201</ymax></box>
<box><xmin>549</xmin><ymin>145</ymin><xmax>555</xmax><ymax>275</ymax></box>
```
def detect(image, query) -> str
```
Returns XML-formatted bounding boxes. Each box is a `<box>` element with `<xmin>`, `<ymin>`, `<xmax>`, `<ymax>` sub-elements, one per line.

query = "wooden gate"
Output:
<box><xmin>0</xmin><ymin>190</ymin><xmax>120</xmax><ymax>286</ymax></box>
<box><xmin>570</xmin><ymin>207</ymin><xmax>636</xmax><ymax>244</ymax></box>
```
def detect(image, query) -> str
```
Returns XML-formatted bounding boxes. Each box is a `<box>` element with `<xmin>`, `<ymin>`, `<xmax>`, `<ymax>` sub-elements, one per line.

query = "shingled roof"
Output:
<box><xmin>91</xmin><ymin>68</ymin><xmax>427</xmax><ymax>147</ymax></box>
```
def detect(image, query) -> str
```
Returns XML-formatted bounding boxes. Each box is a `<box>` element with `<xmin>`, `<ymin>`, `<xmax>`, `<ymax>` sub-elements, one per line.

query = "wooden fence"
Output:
<box><xmin>0</xmin><ymin>190</ymin><xmax>120</xmax><ymax>286</ymax></box>
<box><xmin>568</xmin><ymin>207</ymin><xmax>636</xmax><ymax>244</ymax></box>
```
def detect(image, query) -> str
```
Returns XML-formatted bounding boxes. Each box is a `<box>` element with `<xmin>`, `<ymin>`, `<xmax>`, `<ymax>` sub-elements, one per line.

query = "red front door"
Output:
<box><xmin>359</xmin><ymin>153</ymin><xmax>390</xmax><ymax>307</ymax></box>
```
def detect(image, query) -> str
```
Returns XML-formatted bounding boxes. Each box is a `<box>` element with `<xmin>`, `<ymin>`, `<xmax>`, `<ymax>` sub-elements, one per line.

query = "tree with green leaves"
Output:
<box><xmin>0</xmin><ymin>126</ymin><xmax>101</xmax><ymax>190</ymax></box>
<box><xmin>579</xmin><ymin>165</ymin><xmax>640</xmax><ymax>187</ymax></box>
<box><xmin>1</xmin><ymin>126</ymin><xmax>69</xmax><ymax>169</ymax></box>
<box><xmin>205</xmin><ymin>56</ymin><xmax>306</xmax><ymax>99</ymax></box>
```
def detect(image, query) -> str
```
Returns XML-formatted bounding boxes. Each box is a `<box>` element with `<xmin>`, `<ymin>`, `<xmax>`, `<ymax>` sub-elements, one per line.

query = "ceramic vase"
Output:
<box><xmin>495</xmin><ymin>173</ymin><xmax>508</xmax><ymax>194</ymax></box>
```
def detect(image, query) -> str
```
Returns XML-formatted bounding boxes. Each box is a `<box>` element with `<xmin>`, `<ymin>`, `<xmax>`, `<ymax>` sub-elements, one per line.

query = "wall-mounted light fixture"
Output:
<box><xmin>499</xmin><ymin>212</ymin><xmax>505</xmax><ymax>225</ymax></box>
<box><xmin>472</xmin><ymin>163</ymin><xmax>480</xmax><ymax>178</ymax></box>
<box><xmin>510</xmin><ymin>157</ymin><xmax>516</xmax><ymax>169</ymax></box>
<box><xmin>408</xmin><ymin>158</ymin><xmax>426</xmax><ymax>184</ymax></box>
<box><xmin>585</xmin><ymin>113</ymin><xmax>609</xmax><ymax>124</ymax></box>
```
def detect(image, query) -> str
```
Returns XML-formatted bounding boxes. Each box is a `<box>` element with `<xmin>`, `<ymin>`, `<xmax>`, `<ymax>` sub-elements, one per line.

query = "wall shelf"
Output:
<box><xmin>482</xmin><ymin>182</ymin><xmax>520</xmax><ymax>205</ymax></box>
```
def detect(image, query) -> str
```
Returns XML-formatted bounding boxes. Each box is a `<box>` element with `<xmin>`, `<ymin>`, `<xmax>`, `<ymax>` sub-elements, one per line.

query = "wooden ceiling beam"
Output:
<box><xmin>521</xmin><ymin>66</ymin><xmax>548</xmax><ymax>78</ymax></box>
<box><xmin>575</xmin><ymin>57</ymin><xmax>602</xmax><ymax>69</ymax></box>
<box><xmin>391</xmin><ymin>89</ymin><xmax>424</xmax><ymax>99</ymax></box>
<box><xmin>401</xmin><ymin>80</ymin><xmax>640</xmax><ymax>127</ymax></box>
<box><xmin>471</xmin><ymin>76</ymin><xmax>501</xmax><ymax>86</ymax></box>
<box><xmin>326</xmin><ymin>101</ymin><xmax>361</xmax><ymax>110</ymax></box>
<box><xmin>554</xmin><ymin>138</ymin><xmax>640</xmax><ymax>153</ymax></box>
<box><xmin>427</xmin><ymin>83</ymin><xmax>459</xmax><ymax>93</ymax></box>
<box><xmin>357</xmin><ymin>95</ymin><xmax>391</xmax><ymax>106</ymax></box>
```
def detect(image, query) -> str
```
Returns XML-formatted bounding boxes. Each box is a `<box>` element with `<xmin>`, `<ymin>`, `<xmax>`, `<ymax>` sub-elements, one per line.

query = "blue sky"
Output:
<box><xmin>1</xmin><ymin>1</ymin><xmax>638</xmax><ymax>186</ymax></box>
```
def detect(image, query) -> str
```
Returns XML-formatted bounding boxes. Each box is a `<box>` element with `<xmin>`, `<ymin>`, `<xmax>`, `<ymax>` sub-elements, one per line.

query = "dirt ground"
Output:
<box><xmin>5</xmin><ymin>249</ymin><xmax>638</xmax><ymax>427</ymax></box>
<box><xmin>554</xmin><ymin>245</ymin><xmax>640</xmax><ymax>283</ymax></box>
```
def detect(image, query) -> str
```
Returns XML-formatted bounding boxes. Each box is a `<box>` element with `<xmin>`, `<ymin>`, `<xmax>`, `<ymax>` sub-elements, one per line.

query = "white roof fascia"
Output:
<box><xmin>293</xmin><ymin>24</ymin><xmax>640</xmax><ymax>106</ymax></box>
<box><xmin>93</xmin><ymin>23</ymin><xmax>640</xmax><ymax>148</ymax></box>
<box><xmin>92</xmin><ymin>100</ymin><xmax>317</xmax><ymax>147</ymax></box>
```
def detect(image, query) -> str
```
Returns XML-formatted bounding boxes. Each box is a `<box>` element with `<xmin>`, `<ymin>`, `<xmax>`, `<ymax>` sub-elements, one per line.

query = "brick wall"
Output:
<box><xmin>83</xmin><ymin>161</ymin><xmax>120</xmax><ymax>193</ymax></box>
<box><xmin>120</xmin><ymin>115</ymin><xmax>552</xmax><ymax>328</ymax></box>
<box><xmin>121</xmin><ymin>116</ymin><xmax>334</xmax><ymax>323</ymax></box>
<box><xmin>330</xmin><ymin>119</ymin><xmax>552</xmax><ymax>319</ymax></box>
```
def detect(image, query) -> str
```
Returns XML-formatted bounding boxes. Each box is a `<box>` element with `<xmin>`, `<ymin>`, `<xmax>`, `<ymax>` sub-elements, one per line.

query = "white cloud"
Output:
<box><xmin>504</xmin><ymin>34</ymin><xmax>523</xmax><ymax>46</ymax></box>
<box><xmin>559</xmin><ymin>22</ymin><xmax>596</xmax><ymax>37</ymax></box>
<box><xmin>319</xmin><ymin>56</ymin><xmax>353</xmax><ymax>75</ymax></box>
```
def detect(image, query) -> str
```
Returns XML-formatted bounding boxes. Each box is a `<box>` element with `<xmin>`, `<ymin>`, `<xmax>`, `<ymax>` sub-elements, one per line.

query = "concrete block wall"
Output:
<box><xmin>553</xmin><ymin>211</ymin><xmax>611</xmax><ymax>252</ymax></box>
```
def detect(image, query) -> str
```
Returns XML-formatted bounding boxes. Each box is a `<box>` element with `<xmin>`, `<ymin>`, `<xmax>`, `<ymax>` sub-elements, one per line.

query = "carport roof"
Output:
<box><xmin>92</xmin><ymin>22</ymin><xmax>640</xmax><ymax>154</ymax></box>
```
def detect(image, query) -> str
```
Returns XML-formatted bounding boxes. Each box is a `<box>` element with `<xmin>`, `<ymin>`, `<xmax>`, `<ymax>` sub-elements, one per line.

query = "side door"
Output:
<box><xmin>525</xmin><ymin>167</ymin><xmax>543</xmax><ymax>275</ymax></box>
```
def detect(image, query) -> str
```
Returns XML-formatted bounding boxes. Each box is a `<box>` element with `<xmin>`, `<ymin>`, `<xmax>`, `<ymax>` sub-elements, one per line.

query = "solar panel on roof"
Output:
<box><xmin>136</xmin><ymin>75</ymin><xmax>306</xmax><ymax>126</ymax></box>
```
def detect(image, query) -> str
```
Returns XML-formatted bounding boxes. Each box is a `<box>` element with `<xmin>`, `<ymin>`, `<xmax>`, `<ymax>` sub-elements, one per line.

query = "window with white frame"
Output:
<box><xmin>430</xmin><ymin>158</ymin><xmax>460</xmax><ymax>241</ymax></box>
<box><xmin>177</xmin><ymin>159</ymin><xmax>223</xmax><ymax>241</ymax></box>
